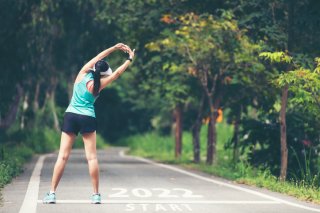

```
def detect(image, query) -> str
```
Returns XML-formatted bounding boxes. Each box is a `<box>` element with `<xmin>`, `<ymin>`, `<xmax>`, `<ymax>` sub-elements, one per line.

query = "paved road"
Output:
<box><xmin>1</xmin><ymin>147</ymin><xmax>320</xmax><ymax>213</ymax></box>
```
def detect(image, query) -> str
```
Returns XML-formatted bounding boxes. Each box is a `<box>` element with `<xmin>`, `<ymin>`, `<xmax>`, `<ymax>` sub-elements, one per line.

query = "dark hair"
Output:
<box><xmin>90</xmin><ymin>60</ymin><xmax>109</xmax><ymax>96</ymax></box>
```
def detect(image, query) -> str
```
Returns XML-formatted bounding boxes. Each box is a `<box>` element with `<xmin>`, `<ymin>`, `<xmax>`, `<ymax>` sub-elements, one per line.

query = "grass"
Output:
<box><xmin>119</xmin><ymin>123</ymin><xmax>234</xmax><ymax>164</ymax></box>
<box><xmin>119</xmin><ymin>122</ymin><xmax>320</xmax><ymax>204</ymax></box>
<box><xmin>0</xmin><ymin>143</ymin><xmax>34</xmax><ymax>207</ymax></box>
<box><xmin>0</xmin><ymin>144</ymin><xmax>34</xmax><ymax>189</ymax></box>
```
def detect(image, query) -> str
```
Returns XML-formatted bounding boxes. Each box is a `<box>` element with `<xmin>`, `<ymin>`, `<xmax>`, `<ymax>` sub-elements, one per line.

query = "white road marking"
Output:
<box><xmin>19</xmin><ymin>155</ymin><xmax>47</xmax><ymax>213</ymax></box>
<box><xmin>36</xmin><ymin>199</ymin><xmax>281</xmax><ymax>204</ymax></box>
<box><xmin>119</xmin><ymin>150</ymin><xmax>320</xmax><ymax>212</ymax></box>
<box><xmin>108</xmin><ymin>187</ymin><xmax>203</xmax><ymax>198</ymax></box>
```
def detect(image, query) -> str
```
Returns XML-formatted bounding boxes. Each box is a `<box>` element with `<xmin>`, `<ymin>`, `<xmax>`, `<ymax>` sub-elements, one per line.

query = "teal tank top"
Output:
<box><xmin>66</xmin><ymin>72</ymin><xmax>98</xmax><ymax>117</ymax></box>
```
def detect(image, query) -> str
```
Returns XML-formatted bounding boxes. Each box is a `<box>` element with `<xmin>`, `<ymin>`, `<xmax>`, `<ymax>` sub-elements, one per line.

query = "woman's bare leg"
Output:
<box><xmin>50</xmin><ymin>132</ymin><xmax>76</xmax><ymax>192</ymax></box>
<box><xmin>82</xmin><ymin>131</ymin><xmax>99</xmax><ymax>194</ymax></box>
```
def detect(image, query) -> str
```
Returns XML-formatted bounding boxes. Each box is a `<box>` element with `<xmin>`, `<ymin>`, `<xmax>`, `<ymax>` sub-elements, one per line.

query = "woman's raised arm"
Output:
<box><xmin>100</xmin><ymin>49</ymin><xmax>135</xmax><ymax>90</ymax></box>
<box><xmin>79</xmin><ymin>43</ymin><xmax>129</xmax><ymax>74</ymax></box>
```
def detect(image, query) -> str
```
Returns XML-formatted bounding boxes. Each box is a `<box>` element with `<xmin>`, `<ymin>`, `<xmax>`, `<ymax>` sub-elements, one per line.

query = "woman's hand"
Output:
<box><xmin>114</xmin><ymin>43</ymin><xmax>130</xmax><ymax>53</ymax></box>
<box><xmin>128</xmin><ymin>49</ymin><xmax>135</xmax><ymax>59</ymax></box>
<box><xmin>114</xmin><ymin>43</ymin><xmax>135</xmax><ymax>61</ymax></box>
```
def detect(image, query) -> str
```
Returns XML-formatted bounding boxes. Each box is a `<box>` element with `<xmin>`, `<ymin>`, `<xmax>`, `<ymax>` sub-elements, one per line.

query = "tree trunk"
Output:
<box><xmin>278</xmin><ymin>0</ymin><xmax>294</xmax><ymax>181</ymax></box>
<box><xmin>233</xmin><ymin>105</ymin><xmax>242</xmax><ymax>162</ymax></box>
<box><xmin>33</xmin><ymin>81</ymin><xmax>40</xmax><ymax>112</ymax></box>
<box><xmin>174</xmin><ymin>105</ymin><xmax>183</xmax><ymax>159</ymax></box>
<box><xmin>40</xmin><ymin>78</ymin><xmax>60</xmax><ymax>131</ymax></box>
<box><xmin>191</xmin><ymin>96</ymin><xmax>204</xmax><ymax>163</ymax></box>
<box><xmin>233</xmin><ymin>119</ymin><xmax>239</xmax><ymax>162</ymax></box>
<box><xmin>206</xmin><ymin>98</ymin><xmax>215</xmax><ymax>165</ymax></box>
<box><xmin>206</xmin><ymin>94</ymin><xmax>221</xmax><ymax>165</ymax></box>
<box><xmin>279</xmin><ymin>85</ymin><xmax>288</xmax><ymax>181</ymax></box>
<box><xmin>206</xmin><ymin>114</ymin><xmax>217</xmax><ymax>165</ymax></box>
<box><xmin>49</xmin><ymin>89</ymin><xmax>60</xmax><ymax>132</ymax></box>
<box><xmin>20</xmin><ymin>93</ymin><xmax>29</xmax><ymax>129</ymax></box>
<box><xmin>192</xmin><ymin>123</ymin><xmax>201</xmax><ymax>163</ymax></box>
<box><xmin>40</xmin><ymin>89</ymin><xmax>49</xmax><ymax>114</ymax></box>
<box><xmin>49</xmin><ymin>77</ymin><xmax>60</xmax><ymax>132</ymax></box>
<box><xmin>206</xmin><ymin>117</ymin><xmax>213</xmax><ymax>164</ymax></box>
<box><xmin>0</xmin><ymin>84</ymin><xmax>23</xmax><ymax>129</ymax></box>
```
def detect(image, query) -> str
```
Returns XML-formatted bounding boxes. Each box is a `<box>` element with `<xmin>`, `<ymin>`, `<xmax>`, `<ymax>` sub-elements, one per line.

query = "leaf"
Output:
<box><xmin>145</xmin><ymin>42</ymin><xmax>161</xmax><ymax>51</ymax></box>
<box><xmin>259</xmin><ymin>51</ymin><xmax>292</xmax><ymax>64</ymax></box>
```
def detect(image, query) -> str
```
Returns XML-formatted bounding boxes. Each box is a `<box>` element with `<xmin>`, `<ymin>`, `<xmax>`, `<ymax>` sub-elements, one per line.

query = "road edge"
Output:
<box><xmin>119</xmin><ymin>149</ymin><xmax>320</xmax><ymax>212</ymax></box>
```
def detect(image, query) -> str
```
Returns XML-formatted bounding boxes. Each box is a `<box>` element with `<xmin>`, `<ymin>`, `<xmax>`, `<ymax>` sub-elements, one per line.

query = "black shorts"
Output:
<box><xmin>61</xmin><ymin>112</ymin><xmax>97</xmax><ymax>135</ymax></box>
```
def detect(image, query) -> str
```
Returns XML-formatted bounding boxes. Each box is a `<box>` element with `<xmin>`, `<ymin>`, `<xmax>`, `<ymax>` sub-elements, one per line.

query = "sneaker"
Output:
<box><xmin>91</xmin><ymin>193</ymin><xmax>101</xmax><ymax>204</ymax></box>
<box><xmin>43</xmin><ymin>192</ymin><xmax>56</xmax><ymax>204</ymax></box>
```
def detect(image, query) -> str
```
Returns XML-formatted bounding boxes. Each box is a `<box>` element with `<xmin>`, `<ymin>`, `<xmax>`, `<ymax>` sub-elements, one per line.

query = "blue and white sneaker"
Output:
<box><xmin>91</xmin><ymin>193</ymin><xmax>101</xmax><ymax>204</ymax></box>
<box><xmin>43</xmin><ymin>192</ymin><xmax>56</xmax><ymax>204</ymax></box>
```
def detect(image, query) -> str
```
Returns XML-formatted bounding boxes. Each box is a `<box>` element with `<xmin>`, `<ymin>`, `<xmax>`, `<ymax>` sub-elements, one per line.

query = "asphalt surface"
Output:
<box><xmin>1</xmin><ymin>147</ymin><xmax>320</xmax><ymax>213</ymax></box>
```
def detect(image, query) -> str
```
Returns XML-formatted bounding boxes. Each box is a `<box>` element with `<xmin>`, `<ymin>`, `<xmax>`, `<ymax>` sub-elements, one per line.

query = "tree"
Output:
<box><xmin>231</xmin><ymin>0</ymin><xmax>320</xmax><ymax>180</ymax></box>
<box><xmin>0</xmin><ymin>0</ymin><xmax>33</xmax><ymax>130</ymax></box>
<box><xmin>142</xmin><ymin>49</ymin><xmax>191</xmax><ymax>158</ymax></box>
<box><xmin>146</xmin><ymin>11</ymin><xmax>261</xmax><ymax>164</ymax></box>
<box><xmin>260</xmin><ymin>51</ymin><xmax>320</xmax><ymax>180</ymax></box>
<box><xmin>277</xmin><ymin>57</ymin><xmax>320</xmax><ymax>118</ymax></box>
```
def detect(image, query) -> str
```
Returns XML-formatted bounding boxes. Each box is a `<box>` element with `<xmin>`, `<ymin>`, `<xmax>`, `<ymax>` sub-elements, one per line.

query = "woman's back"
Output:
<box><xmin>66</xmin><ymin>72</ymin><xmax>97</xmax><ymax>118</ymax></box>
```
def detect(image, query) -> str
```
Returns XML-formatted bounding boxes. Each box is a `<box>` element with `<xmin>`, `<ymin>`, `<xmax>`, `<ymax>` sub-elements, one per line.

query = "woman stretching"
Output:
<box><xmin>43</xmin><ymin>43</ymin><xmax>135</xmax><ymax>204</ymax></box>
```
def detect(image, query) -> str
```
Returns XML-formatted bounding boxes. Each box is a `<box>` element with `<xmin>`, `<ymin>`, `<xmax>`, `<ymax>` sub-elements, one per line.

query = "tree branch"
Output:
<box><xmin>184</xmin><ymin>44</ymin><xmax>197</xmax><ymax>65</ymax></box>
<box><xmin>210</xmin><ymin>73</ymin><xmax>218</xmax><ymax>95</ymax></box>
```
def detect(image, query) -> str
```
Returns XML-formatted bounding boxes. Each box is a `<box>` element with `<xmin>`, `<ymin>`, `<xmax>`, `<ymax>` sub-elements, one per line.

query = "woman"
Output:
<box><xmin>43</xmin><ymin>43</ymin><xmax>135</xmax><ymax>204</ymax></box>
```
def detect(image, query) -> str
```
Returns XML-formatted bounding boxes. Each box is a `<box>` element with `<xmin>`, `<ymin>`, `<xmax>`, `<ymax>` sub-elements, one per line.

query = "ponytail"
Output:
<box><xmin>91</xmin><ymin>60</ymin><xmax>109</xmax><ymax>96</ymax></box>
<box><xmin>90</xmin><ymin>70</ymin><xmax>101</xmax><ymax>96</ymax></box>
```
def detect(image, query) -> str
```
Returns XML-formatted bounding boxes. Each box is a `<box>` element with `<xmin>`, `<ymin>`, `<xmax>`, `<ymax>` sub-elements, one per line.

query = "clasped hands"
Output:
<box><xmin>114</xmin><ymin>43</ymin><xmax>135</xmax><ymax>59</ymax></box>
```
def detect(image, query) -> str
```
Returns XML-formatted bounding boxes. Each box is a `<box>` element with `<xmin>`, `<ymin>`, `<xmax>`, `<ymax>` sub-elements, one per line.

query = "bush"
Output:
<box><xmin>0</xmin><ymin>145</ymin><xmax>33</xmax><ymax>188</ymax></box>
<box><xmin>25</xmin><ymin>128</ymin><xmax>60</xmax><ymax>153</ymax></box>
<box><xmin>5</xmin><ymin>127</ymin><xmax>60</xmax><ymax>153</ymax></box>
<box><xmin>120</xmin><ymin>122</ymin><xmax>233</xmax><ymax>163</ymax></box>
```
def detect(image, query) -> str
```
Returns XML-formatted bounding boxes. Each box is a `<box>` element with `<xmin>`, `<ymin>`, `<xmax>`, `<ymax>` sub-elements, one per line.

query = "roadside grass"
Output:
<box><xmin>119</xmin><ymin>123</ymin><xmax>234</xmax><ymax>164</ymax></box>
<box><xmin>0</xmin><ymin>144</ymin><xmax>34</xmax><ymax>189</ymax></box>
<box><xmin>119</xmin><ymin>122</ymin><xmax>320</xmax><ymax>204</ymax></box>
<box><xmin>0</xmin><ymin>127</ymin><xmax>108</xmax><ymax>206</ymax></box>
<box><xmin>0</xmin><ymin>143</ymin><xmax>34</xmax><ymax>207</ymax></box>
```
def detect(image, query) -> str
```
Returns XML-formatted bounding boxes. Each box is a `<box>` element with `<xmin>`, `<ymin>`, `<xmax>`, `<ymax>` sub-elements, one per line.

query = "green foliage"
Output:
<box><xmin>259</xmin><ymin>51</ymin><xmax>292</xmax><ymax>64</ymax></box>
<box><xmin>5</xmin><ymin>126</ymin><xmax>60</xmax><ymax>153</ymax></box>
<box><xmin>290</xmin><ymin>147</ymin><xmax>320</xmax><ymax>187</ymax></box>
<box><xmin>0</xmin><ymin>144</ymin><xmax>33</xmax><ymax>188</ymax></box>
<box><xmin>239</xmin><ymin>172</ymin><xmax>320</xmax><ymax>203</ymax></box>
<box><xmin>280</xmin><ymin>69</ymin><xmax>320</xmax><ymax>115</ymax></box>
<box><xmin>238</xmin><ymin>108</ymin><xmax>320</xmax><ymax>180</ymax></box>
<box><xmin>147</xmin><ymin>11</ymin><xmax>260</xmax><ymax>77</ymax></box>
<box><xmin>25</xmin><ymin>128</ymin><xmax>60</xmax><ymax>153</ymax></box>
<box><xmin>260</xmin><ymin>51</ymin><xmax>320</xmax><ymax>117</ymax></box>
<box><xmin>315</xmin><ymin>58</ymin><xmax>320</xmax><ymax>73</ymax></box>
<box><xmin>120</xmin><ymin>122</ymin><xmax>234</xmax><ymax>163</ymax></box>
